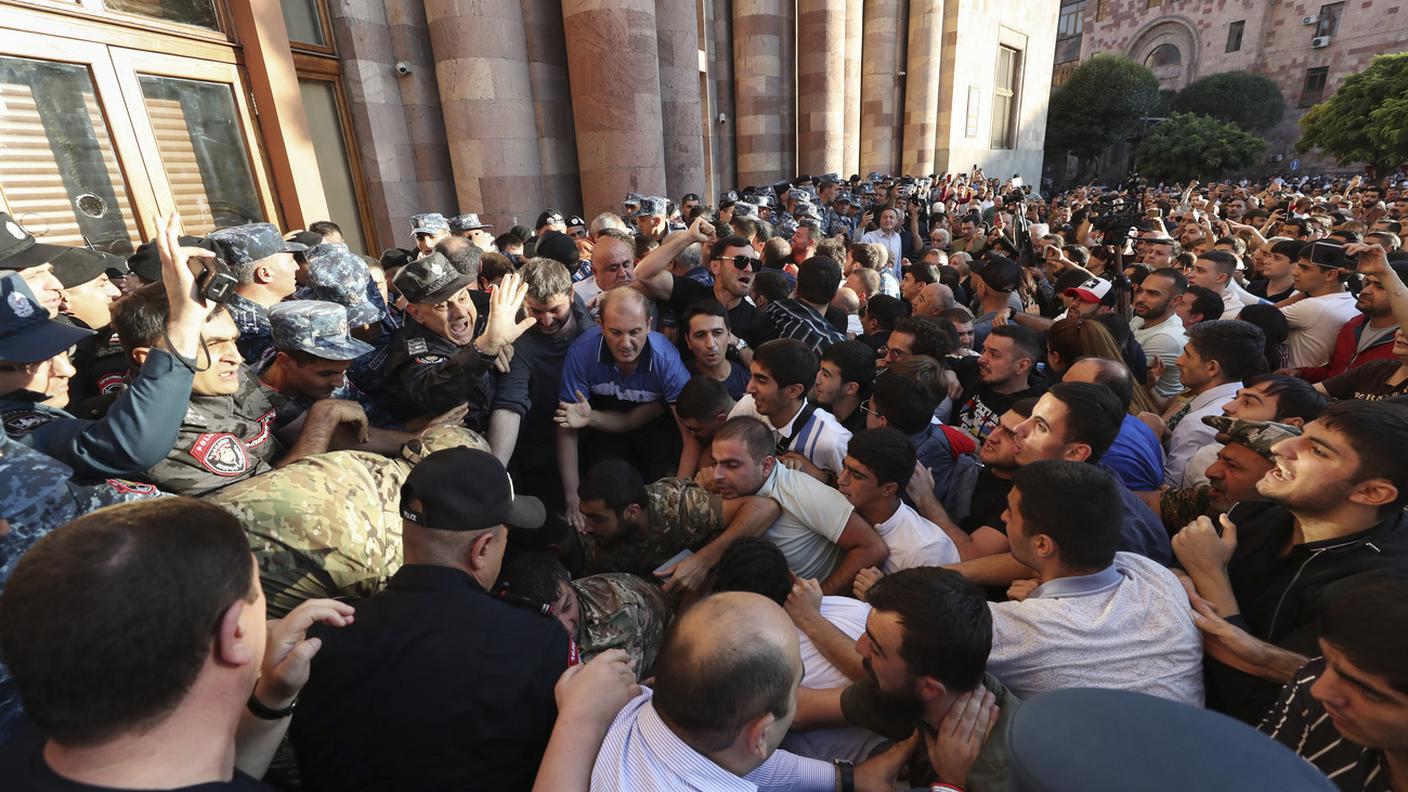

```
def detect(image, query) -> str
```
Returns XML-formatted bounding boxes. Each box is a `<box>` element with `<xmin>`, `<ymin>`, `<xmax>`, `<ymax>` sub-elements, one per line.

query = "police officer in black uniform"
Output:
<box><xmin>290</xmin><ymin>447</ymin><xmax>570</xmax><ymax>792</ymax></box>
<box><xmin>374</xmin><ymin>253</ymin><xmax>534</xmax><ymax>430</ymax></box>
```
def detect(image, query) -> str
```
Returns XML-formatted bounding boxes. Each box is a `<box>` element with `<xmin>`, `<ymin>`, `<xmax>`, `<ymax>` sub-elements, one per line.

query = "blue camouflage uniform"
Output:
<box><xmin>0</xmin><ymin>433</ymin><xmax>163</xmax><ymax>741</ymax></box>
<box><xmin>207</xmin><ymin>223</ymin><xmax>308</xmax><ymax>367</ymax></box>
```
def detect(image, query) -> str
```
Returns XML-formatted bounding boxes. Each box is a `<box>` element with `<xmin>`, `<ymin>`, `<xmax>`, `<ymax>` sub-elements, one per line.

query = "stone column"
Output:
<box><xmin>796</xmin><ymin>0</ymin><xmax>846</xmax><ymax>176</ymax></box>
<box><xmin>521</xmin><ymin>0</ymin><xmax>583</xmax><ymax>216</ymax></box>
<box><xmin>901</xmin><ymin>0</ymin><xmax>943</xmax><ymax>175</ymax></box>
<box><xmin>733</xmin><ymin>0</ymin><xmax>791</xmax><ymax>186</ymax></box>
<box><xmin>561</xmin><ymin>0</ymin><xmax>669</xmax><ymax>217</ymax></box>
<box><xmin>842</xmin><ymin>0</ymin><xmax>862</xmax><ymax>177</ymax></box>
<box><xmin>859</xmin><ymin>0</ymin><xmax>903</xmax><ymax>176</ymax></box>
<box><xmin>384</xmin><ymin>0</ymin><xmax>457</xmax><ymax>217</ymax></box>
<box><xmin>656</xmin><ymin>0</ymin><xmax>707</xmax><ymax>201</ymax></box>
<box><xmin>710</xmin><ymin>0</ymin><xmax>737</xmax><ymax>197</ymax></box>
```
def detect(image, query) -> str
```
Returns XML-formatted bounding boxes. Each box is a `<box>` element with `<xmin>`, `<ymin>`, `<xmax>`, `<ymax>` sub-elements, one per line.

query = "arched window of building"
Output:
<box><xmin>1145</xmin><ymin>43</ymin><xmax>1182</xmax><ymax>68</ymax></box>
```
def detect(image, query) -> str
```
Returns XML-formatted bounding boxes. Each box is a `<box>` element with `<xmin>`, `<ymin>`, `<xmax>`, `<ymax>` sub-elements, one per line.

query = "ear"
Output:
<box><xmin>130</xmin><ymin>346</ymin><xmax>152</xmax><ymax>368</ymax></box>
<box><xmin>1284</xmin><ymin>416</ymin><xmax>1306</xmax><ymax>428</ymax></box>
<box><xmin>736</xmin><ymin>710</ymin><xmax>777</xmax><ymax>760</ymax></box>
<box><xmin>785</xmin><ymin>382</ymin><xmax>806</xmax><ymax>403</ymax></box>
<box><xmin>761</xmin><ymin>455</ymin><xmax>777</xmax><ymax>477</ymax></box>
<box><xmin>1349</xmin><ymin>479</ymin><xmax>1399</xmax><ymax>511</ymax></box>
<box><xmin>1064</xmin><ymin>442</ymin><xmax>1092</xmax><ymax>463</ymax></box>
<box><xmin>253</xmin><ymin>263</ymin><xmax>275</xmax><ymax>285</ymax></box>
<box><xmin>842</xmin><ymin>381</ymin><xmax>859</xmax><ymax>399</ymax></box>
<box><xmin>467</xmin><ymin>529</ymin><xmax>498</xmax><ymax>572</ymax></box>
<box><xmin>215</xmin><ymin>598</ymin><xmax>257</xmax><ymax>668</ymax></box>
<box><xmin>879</xmin><ymin>480</ymin><xmax>899</xmax><ymax>499</ymax></box>
<box><xmin>915</xmin><ymin>675</ymin><xmax>948</xmax><ymax>705</ymax></box>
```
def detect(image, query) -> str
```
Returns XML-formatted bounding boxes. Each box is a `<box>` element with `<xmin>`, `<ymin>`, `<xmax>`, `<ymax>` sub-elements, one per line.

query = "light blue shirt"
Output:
<box><xmin>591</xmin><ymin>689</ymin><xmax>836</xmax><ymax>792</ymax></box>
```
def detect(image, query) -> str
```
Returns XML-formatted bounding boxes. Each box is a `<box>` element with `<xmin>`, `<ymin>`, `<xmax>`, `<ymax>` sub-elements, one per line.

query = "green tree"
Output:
<box><xmin>1045</xmin><ymin>53</ymin><xmax>1162</xmax><ymax>173</ymax></box>
<box><xmin>1171</xmin><ymin>71</ymin><xmax>1285</xmax><ymax>132</ymax></box>
<box><xmin>1135</xmin><ymin>112</ymin><xmax>1267</xmax><ymax>183</ymax></box>
<box><xmin>1298</xmin><ymin>53</ymin><xmax>1408</xmax><ymax>176</ymax></box>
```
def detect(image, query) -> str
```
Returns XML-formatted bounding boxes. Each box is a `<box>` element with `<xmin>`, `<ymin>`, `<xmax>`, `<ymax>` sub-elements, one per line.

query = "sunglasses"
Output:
<box><xmin>715</xmin><ymin>255</ymin><xmax>759</xmax><ymax>271</ymax></box>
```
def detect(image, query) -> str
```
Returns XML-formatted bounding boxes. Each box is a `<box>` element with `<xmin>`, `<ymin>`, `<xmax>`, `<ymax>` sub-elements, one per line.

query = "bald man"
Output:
<box><xmin>590</xmin><ymin>592</ymin><xmax>906</xmax><ymax>791</ymax></box>
<box><xmin>911</xmin><ymin>282</ymin><xmax>955</xmax><ymax>319</ymax></box>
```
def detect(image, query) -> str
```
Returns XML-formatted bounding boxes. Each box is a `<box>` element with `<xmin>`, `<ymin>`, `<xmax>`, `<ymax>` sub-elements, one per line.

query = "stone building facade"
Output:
<box><xmin>1054</xmin><ymin>0</ymin><xmax>1408</xmax><ymax>169</ymax></box>
<box><xmin>332</xmin><ymin>0</ymin><xmax>1058</xmax><ymax>243</ymax></box>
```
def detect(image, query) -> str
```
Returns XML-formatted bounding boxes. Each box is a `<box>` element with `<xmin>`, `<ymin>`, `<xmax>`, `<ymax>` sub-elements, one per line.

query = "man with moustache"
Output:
<box><xmin>1152</xmin><ymin>416</ymin><xmax>1299</xmax><ymax>534</ymax></box>
<box><xmin>1129</xmin><ymin>269</ymin><xmax>1189</xmax><ymax>398</ymax></box>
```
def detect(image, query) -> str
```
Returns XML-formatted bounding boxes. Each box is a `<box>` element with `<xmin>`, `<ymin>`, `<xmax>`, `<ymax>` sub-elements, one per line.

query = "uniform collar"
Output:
<box><xmin>1028</xmin><ymin>564</ymin><xmax>1123</xmax><ymax>600</ymax></box>
<box><xmin>596</xmin><ymin>331</ymin><xmax>655</xmax><ymax>372</ymax></box>
<box><xmin>388</xmin><ymin>563</ymin><xmax>488</xmax><ymax>595</ymax></box>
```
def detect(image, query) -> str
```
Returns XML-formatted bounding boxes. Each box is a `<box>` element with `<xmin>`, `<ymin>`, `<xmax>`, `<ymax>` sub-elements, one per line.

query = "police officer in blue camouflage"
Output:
<box><xmin>637</xmin><ymin>196</ymin><xmax>670</xmax><ymax>241</ymax></box>
<box><xmin>447</xmin><ymin>212</ymin><xmax>494</xmax><ymax>251</ymax></box>
<box><xmin>0</xmin><ymin>212</ymin><xmax>217</xmax><ymax>484</ymax></box>
<box><xmin>0</xmin><ymin>409</ymin><xmax>164</xmax><ymax>741</ymax></box>
<box><xmin>260</xmin><ymin>301</ymin><xmax>374</xmax><ymax>412</ymax></box>
<box><xmin>296</xmin><ymin>243</ymin><xmax>383</xmax><ymax>330</ymax></box>
<box><xmin>207</xmin><ymin>222</ymin><xmax>306</xmax><ymax>366</ymax></box>
<box><xmin>409</xmin><ymin>212</ymin><xmax>451</xmax><ymax>259</ymax></box>
<box><xmin>370</xmin><ymin>254</ymin><xmax>536</xmax><ymax>429</ymax></box>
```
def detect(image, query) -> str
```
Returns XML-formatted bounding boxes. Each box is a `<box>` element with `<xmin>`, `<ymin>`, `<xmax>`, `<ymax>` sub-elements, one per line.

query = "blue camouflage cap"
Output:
<box><xmin>731</xmin><ymin>200</ymin><xmax>758</xmax><ymax>219</ymax></box>
<box><xmin>623</xmin><ymin>193</ymin><xmax>644</xmax><ymax>207</ymax></box>
<box><xmin>208</xmin><ymin>223</ymin><xmax>306</xmax><ymax>268</ymax></box>
<box><xmin>448</xmin><ymin>213</ymin><xmax>492</xmax><ymax>233</ymax></box>
<box><xmin>786</xmin><ymin>188</ymin><xmax>809</xmax><ymax>201</ymax></box>
<box><xmin>0</xmin><ymin>429</ymin><xmax>72</xmax><ymax>516</ymax></box>
<box><xmin>410</xmin><ymin>212</ymin><xmax>451</xmax><ymax>236</ymax></box>
<box><xmin>269</xmin><ymin>300</ymin><xmax>375</xmax><ymax>361</ymax></box>
<box><xmin>638</xmin><ymin>196</ymin><xmax>667</xmax><ymax>216</ymax></box>
<box><xmin>1202</xmin><ymin>415</ymin><xmax>1301</xmax><ymax>460</ymax></box>
<box><xmin>302</xmin><ymin>243</ymin><xmax>382</xmax><ymax>326</ymax></box>
<box><xmin>0</xmin><ymin>274</ymin><xmax>92</xmax><ymax>363</ymax></box>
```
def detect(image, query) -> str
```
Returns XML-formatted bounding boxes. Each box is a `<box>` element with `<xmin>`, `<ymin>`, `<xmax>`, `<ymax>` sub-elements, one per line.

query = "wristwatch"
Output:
<box><xmin>833</xmin><ymin>759</ymin><xmax>855</xmax><ymax>792</ymax></box>
<box><xmin>246</xmin><ymin>689</ymin><xmax>297</xmax><ymax>720</ymax></box>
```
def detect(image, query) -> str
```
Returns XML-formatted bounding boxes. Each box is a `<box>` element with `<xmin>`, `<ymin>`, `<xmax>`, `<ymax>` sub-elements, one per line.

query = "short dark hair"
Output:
<box><xmin>1182</xmin><ymin>286</ymin><xmax>1225</xmax><ymax>322</ymax></box>
<box><xmin>1242</xmin><ymin>373</ymin><xmax>1326</xmax><ymax>423</ymax></box>
<box><xmin>479</xmin><ymin>251</ymin><xmax>516</xmax><ymax>285</ymax></box>
<box><xmin>714</xmin><ymin>416</ymin><xmax>775</xmax><ymax>462</ymax></box>
<box><xmin>846</xmin><ymin>427</ymin><xmax>917</xmax><ymax>490</ymax></box>
<box><xmin>113</xmin><ymin>282</ymin><xmax>227</xmax><ymax>352</ymax></box>
<box><xmin>1319</xmin><ymin>575</ymin><xmax>1408</xmax><ymax>695</ymax></box>
<box><xmin>1144</xmin><ymin>267</ymin><xmax>1187</xmax><ymax>294</ymax></box>
<box><xmin>676</xmin><ymin>375</ymin><xmax>733</xmax><ymax>422</ymax></box>
<box><xmin>865</xmin><ymin>568</ymin><xmax>992</xmax><ymax>693</ymax></box>
<box><xmin>1045</xmin><ymin>381</ymin><xmax>1124</xmax><ymax>463</ymax></box>
<box><xmin>987</xmin><ymin>323</ymin><xmax>1041</xmax><ymax>361</ymax></box>
<box><xmin>0</xmin><ymin>498</ymin><xmax>255</xmax><ymax>745</ymax></box>
<box><xmin>862</xmin><ymin>294</ymin><xmax>908</xmax><ymax>330</ymax></box>
<box><xmin>308</xmin><ymin>220</ymin><xmax>342</xmax><ymax>238</ymax></box>
<box><xmin>494</xmin><ymin>231</ymin><xmax>523</xmax><ymax>251</ymax></box>
<box><xmin>652</xmin><ymin>595</ymin><xmax>796</xmax><ymax>751</ymax></box>
<box><xmin>577</xmin><ymin>459</ymin><xmax>648</xmax><ymax>513</ymax></box>
<box><xmin>870</xmin><ymin>356</ymin><xmax>944</xmax><ymax>435</ymax></box>
<box><xmin>850</xmin><ymin>242</ymin><xmax>883</xmax><ymax>272</ymax></box>
<box><xmin>821</xmin><ymin>340</ymin><xmax>877</xmax><ymax>398</ymax></box>
<box><xmin>902</xmin><ymin>261</ymin><xmax>939</xmax><ymax>285</ymax></box>
<box><xmin>683</xmin><ymin>299</ymin><xmax>731</xmax><ymax>334</ymax></box>
<box><xmin>893</xmin><ymin>316</ymin><xmax>956</xmax><ymax>359</ymax></box>
<box><xmin>1315</xmin><ymin>400</ymin><xmax>1408</xmax><ymax>513</ymax></box>
<box><xmin>796</xmin><ymin>255</ymin><xmax>842</xmax><ymax>305</ymax></box>
<box><xmin>436</xmin><ymin>236</ymin><xmax>482</xmax><ymax>280</ymax></box>
<box><xmin>1012</xmin><ymin>460</ymin><xmax>1122</xmax><ymax>570</ymax></box>
<box><xmin>1186</xmin><ymin>320</ymin><xmax>1266</xmax><ymax>382</ymax></box>
<box><xmin>711</xmin><ymin>538</ymin><xmax>792</xmax><ymax>606</ymax></box>
<box><xmin>1197</xmin><ymin>250</ymin><xmax>1239</xmax><ymax>282</ymax></box>
<box><xmin>496</xmin><ymin>552</ymin><xmax>570</xmax><ymax>610</ymax></box>
<box><xmin>753</xmin><ymin>338</ymin><xmax>818</xmax><ymax>392</ymax></box>
<box><xmin>753</xmin><ymin>270</ymin><xmax>793</xmax><ymax>304</ymax></box>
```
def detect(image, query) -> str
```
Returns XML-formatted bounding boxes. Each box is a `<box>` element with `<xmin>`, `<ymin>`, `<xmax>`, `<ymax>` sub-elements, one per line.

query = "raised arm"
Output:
<box><xmin>820</xmin><ymin>512</ymin><xmax>889</xmax><ymax>596</ymax></box>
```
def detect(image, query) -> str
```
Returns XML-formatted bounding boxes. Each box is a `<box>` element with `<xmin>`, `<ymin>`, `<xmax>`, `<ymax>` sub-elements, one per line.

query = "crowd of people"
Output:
<box><xmin>1</xmin><ymin>166</ymin><xmax>1407</xmax><ymax>791</ymax></box>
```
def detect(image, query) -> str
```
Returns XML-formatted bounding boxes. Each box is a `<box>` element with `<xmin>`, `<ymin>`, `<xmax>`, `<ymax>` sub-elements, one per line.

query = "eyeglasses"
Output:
<box><xmin>714</xmin><ymin>255</ymin><xmax>759</xmax><ymax>271</ymax></box>
<box><xmin>859</xmin><ymin>399</ymin><xmax>877</xmax><ymax>417</ymax></box>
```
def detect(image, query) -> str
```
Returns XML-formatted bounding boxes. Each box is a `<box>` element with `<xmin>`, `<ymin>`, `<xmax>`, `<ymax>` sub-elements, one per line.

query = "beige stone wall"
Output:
<box><xmin>797</xmin><ymin>0</ymin><xmax>848</xmax><ymax>176</ymax></box>
<box><xmin>521</xmin><ymin>0</ymin><xmax>584</xmax><ymax>216</ymax></box>
<box><xmin>733</xmin><ymin>0</ymin><xmax>796</xmax><ymax>186</ymax></box>
<box><xmin>843</xmin><ymin>0</ymin><xmax>863</xmax><ymax>176</ymax></box>
<box><xmin>657</xmin><ymin>0</ymin><xmax>708</xmax><ymax>200</ymax></box>
<box><xmin>934</xmin><ymin>0</ymin><xmax>1057</xmax><ymax>184</ymax></box>
<box><xmin>859</xmin><ymin>0</ymin><xmax>905</xmax><ymax>176</ymax></box>
<box><xmin>901</xmin><ymin>0</ymin><xmax>944</xmax><ymax>174</ymax></box>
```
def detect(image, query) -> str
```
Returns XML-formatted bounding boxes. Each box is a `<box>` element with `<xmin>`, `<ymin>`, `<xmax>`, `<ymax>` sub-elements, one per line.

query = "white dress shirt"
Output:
<box><xmin>987</xmin><ymin>553</ymin><xmax>1204</xmax><ymax>705</ymax></box>
<box><xmin>730</xmin><ymin>396</ymin><xmax>852</xmax><ymax>476</ymax></box>
<box><xmin>860</xmin><ymin>228</ymin><xmax>903</xmax><ymax>279</ymax></box>
<box><xmin>591</xmin><ymin>689</ymin><xmax>836</xmax><ymax>791</ymax></box>
<box><xmin>1164</xmin><ymin>380</ymin><xmax>1241</xmax><ymax>486</ymax></box>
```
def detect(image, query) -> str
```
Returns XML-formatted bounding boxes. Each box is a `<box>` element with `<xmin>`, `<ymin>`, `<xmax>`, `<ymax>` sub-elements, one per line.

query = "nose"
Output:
<box><xmin>52</xmin><ymin>355</ymin><xmax>77</xmax><ymax>377</ymax></box>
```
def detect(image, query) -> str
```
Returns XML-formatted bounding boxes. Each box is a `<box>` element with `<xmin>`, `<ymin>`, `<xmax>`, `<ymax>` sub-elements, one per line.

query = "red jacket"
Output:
<box><xmin>1298</xmin><ymin>314</ymin><xmax>1397</xmax><ymax>382</ymax></box>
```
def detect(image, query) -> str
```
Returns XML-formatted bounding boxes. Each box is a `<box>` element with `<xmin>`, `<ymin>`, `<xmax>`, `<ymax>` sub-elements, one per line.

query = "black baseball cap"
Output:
<box><xmin>534</xmin><ymin>230</ymin><xmax>580</xmax><ymax>268</ymax></box>
<box><xmin>0</xmin><ymin>212</ymin><xmax>67</xmax><ymax>271</ymax></box>
<box><xmin>400</xmin><ymin>448</ymin><xmax>546</xmax><ymax>532</ymax></box>
<box><xmin>536</xmin><ymin>210</ymin><xmax>565</xmax><ymax>230</ymax></box>
<box><xmin>51</xmin><ymin>247</ymin><xmax>111</xmax><ymax>289</ymax></box>
<box><xmin>974</xmin><ymin>255</ymin><xmax>1021</xmax><ymax>293</ymax></box>
<box><xmin>126</xmin><ymin>236</ymin><xmax>219</xmax><ymax>283</ymax></box>
<box><xmin>379</xmin><ymin>247</ymin><xmax>416</xmax><ymax>271</ymax></box>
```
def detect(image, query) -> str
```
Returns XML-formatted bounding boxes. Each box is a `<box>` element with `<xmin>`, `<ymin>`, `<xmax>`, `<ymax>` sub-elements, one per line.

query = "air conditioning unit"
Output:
<box><xmin>1311</xmin><ymin>35</ymin><xmax>1331</xmax><ymax>48</ymax></box>
<box><xmin>1302</xmin><ymin>14</ymin><xmax>1319</xmax><ymax>25</ymax></box>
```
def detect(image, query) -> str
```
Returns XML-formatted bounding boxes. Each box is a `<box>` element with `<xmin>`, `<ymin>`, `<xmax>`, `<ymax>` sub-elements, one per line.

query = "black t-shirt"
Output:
<box><xmin>0</xmin><ymin>737</ymin><xmax>270</xmax><ymax>791</ymax></box>
<box><xmin>668</xmin><ymin>277</ymin><xmax>758</xmax><ymax>347</ymax></box>
<box><xmin>961</xmin><ymin>467</ymin><xmax>1014</xmax><ymax>534</ymax></box>
<box><xmin>1248</xmin><ymin>279</ymin><xmax>1295</xmax><ymax>304</ymax></box>
<box><xmin>951</xmin><ymin>379</ymin><xmax>1049</xmax><ymax>443</ymax></box>
<box><xmin>1321</xmin><ymin>359</ymin><xmax>1408</xmax><ymax>401</ymax></box>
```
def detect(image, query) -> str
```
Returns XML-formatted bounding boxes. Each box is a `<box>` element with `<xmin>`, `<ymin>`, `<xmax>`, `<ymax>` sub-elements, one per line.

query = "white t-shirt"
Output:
<box><xmin>875</xmin><ymin>502</ymin><xmax>960</xmax><ymax>573</ymax></box>
<box><xmin>781</xmin><ymin>597</ymin><xmax>887</xmax><ymax>763</ymax></box>
<box><xmin>755</xmin><ymin>465</ymin><xmax>851</xmax><ymax>580</ymax></box>
<box><xmin>730</xmin><ymin>396</ymin><xmax>852</xmax><ymax>476</ymax></box>
<box><xmin>1283</xmin><ymin>291</ymin><xmax>1360</xmax><ymax>368</ymax></box>
<box><xmin>1130</xmin><ymin>314</ymin><xmax>1187</xmax><ymax>398</ymax></box>
<box><xmin>987</xmin><ymin>552</ymin><xmax>1204</xmax><ymax>705</ymax></box>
